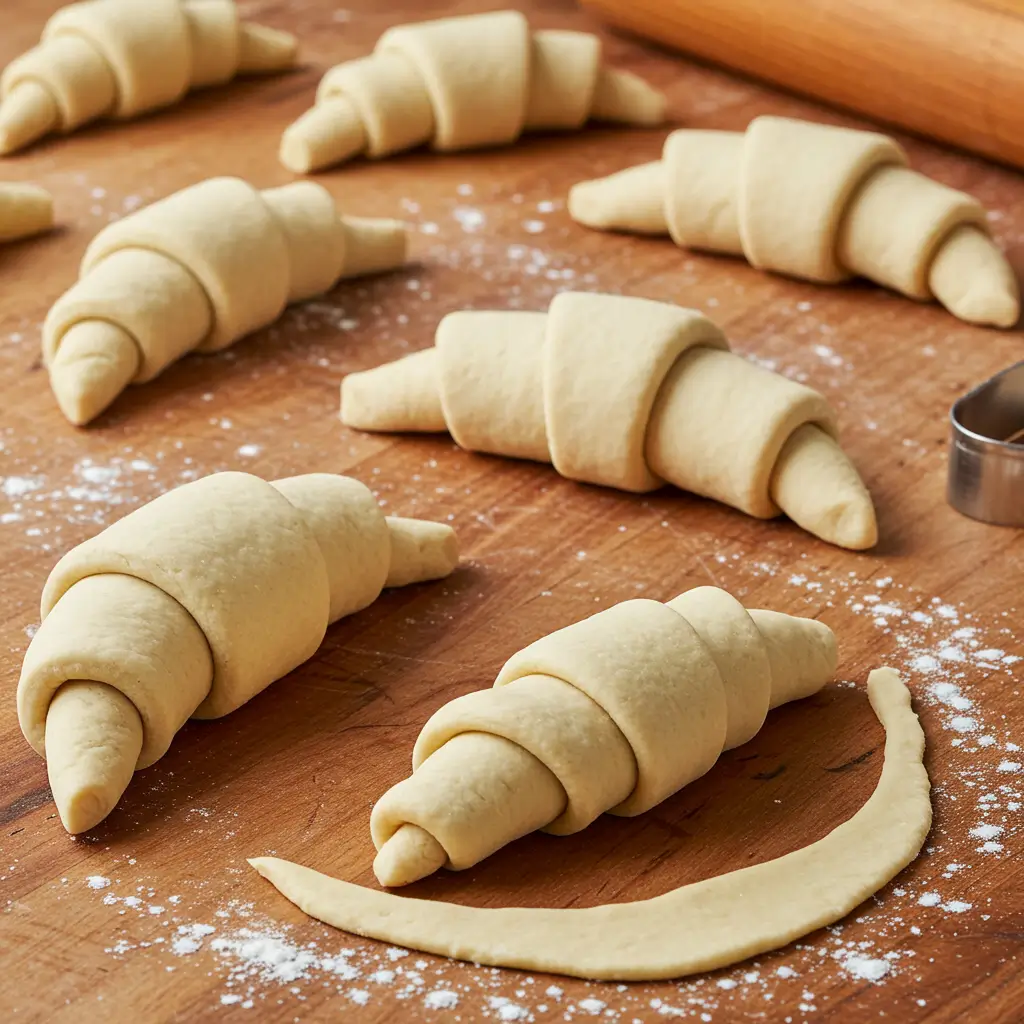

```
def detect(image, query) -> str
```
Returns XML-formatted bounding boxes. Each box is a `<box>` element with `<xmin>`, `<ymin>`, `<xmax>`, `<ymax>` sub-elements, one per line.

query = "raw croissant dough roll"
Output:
<box><xmin>569</xmin><ymin>116</ymin><xmax>1020</xmax><ymax>328</ymax></box>
<box><xmin>0</xmin><ymin>183</ymin><xmax>53</xmax><ymax>242</ymax></box>
<box><xmin>280</xmin><ymin>9</ymin><xmax>666</xmax><ymax>174</ymax></box>
<box><xmin>341</xmin><ymin>292</ymin><xmax>877</xmax><ymax>550</ymax></box>
<box><xmin>0</xmin><ymin>0</ymin><xmax>297</xmax><ymax>154</ymax></box>
<box><xmin>44</xmin><ymin>176</ymin><xmax>407</xmax><ymax>426</ymax></box>
<box><xmin>17</xmin><ymin>471</ymin><xmax>459</xmax><ymax>835</ymax></box>
<box><xmin>369</xmin><ymin>586</ymin><xmax>836</xmax><ymax>887</ymax></box>
<box><xmin>254</xmin><ymin>668</ymin><xmax>931</xmax><ymax>981</ymax></box>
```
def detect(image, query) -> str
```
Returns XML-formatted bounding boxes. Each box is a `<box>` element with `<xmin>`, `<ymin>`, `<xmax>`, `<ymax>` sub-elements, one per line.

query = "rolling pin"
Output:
<box><xmin>579</xmin><ymin>0</ymin><xmax>1024</xmax><ymax>169</ymax></box>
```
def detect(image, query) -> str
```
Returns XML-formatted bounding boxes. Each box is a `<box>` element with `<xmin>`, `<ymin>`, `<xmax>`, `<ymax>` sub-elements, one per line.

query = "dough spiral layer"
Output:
<box><xmin>369</xmin><ymin>586</ymin><xmax>836</xmax><ymax>887</ymax></box>
<box><xmin>43</xmin><ymin>176</ymin><xmax>407</xmax><ymax>426</ymax></box>
<box><xmin>341</xmin><ymin>292</ymin><xmax>877</xmax><ymax>550</ymax></box>
<box><xmin>0</xmin><ymin>183</ymin><xmax>53</xmax><ymax>242</ymax></box>
<box><xmin>280</xmin><ymin>9</ymin><xmax>666</xmax><ymax>174</ymax></box>
<box><xmin>0</xmin><ymin>0</ymin><xmax>296</xmax><ymax>155</ymax></box>
<box><xmin>569</xmin><ymin>117</ymin><xmax>1019</xmax><ymax>328</ymax></box>
<box><xmin>17</xmin><ymin>471</ymin><xmax>459</xmax><ymax>835</ymax></box>
<box><xmin>253</xmin><ymin>668</ymin><xmax>931</xmax><ymax>980</ymax></box>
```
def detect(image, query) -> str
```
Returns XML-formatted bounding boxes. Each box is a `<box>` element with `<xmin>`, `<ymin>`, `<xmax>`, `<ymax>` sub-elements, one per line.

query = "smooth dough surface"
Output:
<box><xmin>17</xmin><ymin>471</ymin><xmax>459</xmax><ymax>834</ymax></box>
<box><xmin>363</xmin><ymin>588</ymin><xmax>836</xmax><ymax>888</ymax></box>
<box><xmin>42</xmin><ymin>177</ymin><xmax>407</xmax><ymax>425</ymax></box>
<box><xmin>0</xmin><ymin>0</ymin><xmax>297</xmax><ymax>154</ymax></box>
<box><xmin>341</xmin><ymin>292</ymin><xmax>877</xmax><ymax>550</ymax></box>
<box><xmin>568</xmin><ymin>116</ymin><xmax>1019</xmax><ymax>328</ymax></box>
<box><xmin>279</xmin><ymin>10</ymin><xmax>665</xmax><ymax>174</ymax></box>
<box><xmin>252</xmin><ymin>668</ymin><xmax>930</xmax><ymax>980</ymax></box>
<box><xmin>0</xmin><ymin>182</ymin><xmax>54</xmax><ymax>241</ymax></box>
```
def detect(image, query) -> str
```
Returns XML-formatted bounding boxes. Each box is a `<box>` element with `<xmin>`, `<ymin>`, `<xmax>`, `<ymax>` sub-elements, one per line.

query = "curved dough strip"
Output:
<box><xmin>279</xmin><ymin>10</ymin><xmax>665</xmax><ymax>174</ymax></box>
<box><xmin>568</xmin><ymin>117</ymin><xmax>1019</xmax><ymax>328</ymax></box>
<box><xmin>251</xmin><ymin>668</ymin><xmax>929</xmax><ymax>981</ymax></box>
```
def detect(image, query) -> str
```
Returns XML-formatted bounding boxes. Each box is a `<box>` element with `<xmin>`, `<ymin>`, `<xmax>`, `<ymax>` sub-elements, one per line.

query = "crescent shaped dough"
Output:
<box><xmin>279</xmin><ymin>10</ymin><xmax>666</xmax><ymax>174</ymax></box>
<box><xmin>0</xmin><ymin>182</ymin><xmax>54</xmax><ymax>242</ymax></box>
<box><xmin>251</xmin><ymin>668</ymin><xmax>930</xmax><ymax>981</ymax></box>
<box><xmin>341</xmin><ymin>292</ymin><xmax>877</xmax><ymax>550</ymax></box>
<box><xmin>17</xmin><ymin>471</ymin><xmax>459</xmax><ymax>835</ymax></box>
<box><xmin>366</xmin><ymin>586</ymin><xmax>835</xmax><ymax>887</ymax></box>
<box><xmin>0</xmin><ymin>0</ymin><xmax>297</xmax><ymax>155</ymax></box>
<box><xmin>42</xmin><ymin>177</ymin><xmax>407</xmax><ymax>426</ymax></box>
<box><xmin>568</xmin><ymin>117</ymin><xmax>1020</xmax><ymax>329</ymax></box>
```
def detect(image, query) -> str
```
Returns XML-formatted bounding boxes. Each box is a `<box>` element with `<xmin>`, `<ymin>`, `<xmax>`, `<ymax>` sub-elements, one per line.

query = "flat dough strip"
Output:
<box><xmin>251</xmin><ymin>668</ymin><xmax>929</xmax><ymax>981</ymax></box>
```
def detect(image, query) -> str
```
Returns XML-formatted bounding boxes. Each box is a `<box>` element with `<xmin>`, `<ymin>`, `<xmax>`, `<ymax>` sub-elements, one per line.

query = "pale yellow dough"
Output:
<box><xmin>0</xmin><ymin>0</ymin><xmax>297</xmax><ymax>155</ymax></box>
<box><xmin>279</xmin><ymin>10</ymin><xmax>666</xmax><ymax>174</ymax></box>
<box><xmin>369</xmin><ymin>586</ymin><xmax>836</xmax><ymax>886</ymax></box>
<box><xmin>569</xmin><ymin>117</ymin><xmax>1019</xmax><ymax>328</ymax></box>
<box><xmin>43</xmin><ymin>177</ymin><xmax>408</xmax><ymax>426</ymax></box>
<box><xmin>0</xmin><ymin>182</ymin><xmax>54</xmax><ymax>242</ymax></box>
<box><xmin>341</xmin><ymin>292</ymin><xmax>877</xmax><ymax>550</ymax></box>
<box><xmin>17</xmin><ymin>471</ymin><xmax>459</xmax><ymax>834</ymax></box>
<box><xmin>252</xmin><ymin>667</ymin><xmax>930</xmax><ymax>981</ymax></box>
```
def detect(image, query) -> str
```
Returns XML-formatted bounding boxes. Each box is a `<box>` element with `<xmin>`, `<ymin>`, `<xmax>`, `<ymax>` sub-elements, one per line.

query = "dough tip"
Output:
<box><xmin>279</xmin><ymin>99</ymin><xmax>367</xmax><ymax>175</ymax></box>
<box><xmin>0</xmin><ymin>80</ymin><xmax>59</xmax><ymax>155</ymax></box>
<box><xmin>237</xmin><ymin>22</ymin><xmax>299</xmax><ymax>74</ymax></box>
<box><xmin>340</xmin><ymin>348</ymin><xmax>446</xmax><ymax>433</ymax></box>
<box><xmin>590</xmin><ymin>67</ymin><xmax>667</xmax><ymax>127</ymax></box>
<box><xmin>47</xmin><ymin>320</ymin><xmax>141</xmax><ymax>427</ymax></box>
<box><xmin>374</xmin><ymin>824</ymin><xmax>447</xmax><ymax>887</ymax></box>
<box><xmin>55</xmin><ymin>784</ymin><xmax>116</xmax><ymax>835</ymax></box>
<box><xmin>385</xmin><ymin>517</ymin><xmax>459</xmax><ymax>588</ymax></box>
<box><xmin>0</xmin><ymin>182</ymin><xmax>54</xmax><ymax>242</ymax></box>
<box><xmin>942</xmin><ymin>276</ymin><xmax>1021</xmax><ymax>329</ymax></box>
<box><xmin>769</xmin><ymin>423</ymin><xmax>878</xmax><ymax>551</ymax></box>
<box><xmin>568</xmin><ymin>162</ymin><xmax>668</xmax><ymax>235</ymax></box>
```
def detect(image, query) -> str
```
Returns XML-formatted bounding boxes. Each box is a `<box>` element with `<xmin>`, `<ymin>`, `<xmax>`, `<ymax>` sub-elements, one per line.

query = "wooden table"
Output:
<box><xmin>2</xmin><ymin>1</ymin><xmax>1022</xmax><ymax>1021</ymax></box>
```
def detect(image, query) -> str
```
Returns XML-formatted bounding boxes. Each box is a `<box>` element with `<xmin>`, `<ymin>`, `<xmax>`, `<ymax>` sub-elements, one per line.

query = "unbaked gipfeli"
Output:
<box><xmin>17</xmin><ymin>471</ymin><xmax>459</xmax><ymax>836</ymax></box>
<box><xmin>0</xmin><ymin>182</ymin><xmax>53</xmax><ymax>242</ymax></box>
<box><xmin>569</xmin><ymin>116</ymin><xmax>1020</xmax><ymax>328</ymax></box>
<box><xmin>0</xmin><ymin>0</ymin><xmax>296</xmax><ymax>155</ymax></box>
<box><xmin>44</xmin><ymin>176</ymin><xmax>407</xmax><ymax>427</ymax></box>
<box><xmin>280</xmin><ymin>9</ymin><xmax>666</xmax><ymax>174</ymax></box>
<box><xmin>341</xmin><ymin>292</ymin><xmax>877</xmax><ymax>550</ymax></box>
<box><xmin>369</xmin><ymin>586</ymin><xmax>837</xmax><ymax>886</ymax></box>
<box><xmin>252</xmin><ymin>651</ymin><xmax>930</xmax><ymax>978</ymax></box>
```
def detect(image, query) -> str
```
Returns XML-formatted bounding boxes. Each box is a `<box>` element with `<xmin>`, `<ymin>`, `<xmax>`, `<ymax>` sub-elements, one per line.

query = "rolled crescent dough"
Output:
<box><xmin>569</xmin><ymin>117</ymin><xmax>1019</xmax><ymax>328</ymax></box>
<box><xmin>251</xmin><ymin>668</ymin><xmax>930</xmax><ymax>981</ymax></box>
<box><xmin>279</xmin><ymin>9</ymin><xmax>665</xmax><ymax>174</ymax></box>
<box><xmin>0</xmin><ymin>0</ymin><xmax>297</xmax><ymax>155</ymax></box>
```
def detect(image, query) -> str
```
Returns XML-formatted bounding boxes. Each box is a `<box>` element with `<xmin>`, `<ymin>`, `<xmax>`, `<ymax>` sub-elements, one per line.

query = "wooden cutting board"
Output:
<box><xmin>2</xmin><ymin>1</ymin><xmax>1022</xmax><ymax>1021</ymax></box>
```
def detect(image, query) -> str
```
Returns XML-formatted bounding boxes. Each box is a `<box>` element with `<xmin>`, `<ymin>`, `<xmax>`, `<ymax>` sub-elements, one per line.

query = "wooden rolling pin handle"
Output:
<box><xmin>580</xmin><ymin>0</ymin><xmax>1024</xmax><ymax>170</ymax></box>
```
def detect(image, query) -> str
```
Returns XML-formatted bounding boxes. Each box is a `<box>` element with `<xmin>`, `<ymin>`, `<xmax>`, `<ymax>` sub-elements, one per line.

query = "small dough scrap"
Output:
<box><xmin>0</xmin><ymin>182</ymin><xmax>54</xmax><ymax>242</ymax></box>
<box><xmin>340</xmin><ymin>292</ymin><xmax>877</xmax><ymax>550</ymax></box>
<box><xmin>43</xmin><ymin>177</ymin><xmax>408</xmax><ymax>425</ymax></box>
<box><xmin>251</xmin><ymin>668</ymin><xmax>930</xmax><ymax>980</ymax></box>
<box><xmin>0</xmin><ymin>0</ymin><xmax>297</xmax><ymax>154</ymax></box>
<box><xmin>17</xmin><ymin>471</ymin><xmax>459</xmax><ymax>834</ymax></box>
<box><xmin>279</xmin><ymin>10</ymin><xmax>666</xmax><ymax>174</ymax></box>
<box><xmin>568</xmin><ymin>116</ymin><xmax>1019</xmax><ymax>328</ymax></box>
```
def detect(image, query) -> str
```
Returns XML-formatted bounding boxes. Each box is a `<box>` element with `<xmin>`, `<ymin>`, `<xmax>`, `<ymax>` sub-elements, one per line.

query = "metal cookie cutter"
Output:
<box><xmin>948</xmin><ymin>360</ymin><xmax>1024</xmax><ymax>526</ymax></box>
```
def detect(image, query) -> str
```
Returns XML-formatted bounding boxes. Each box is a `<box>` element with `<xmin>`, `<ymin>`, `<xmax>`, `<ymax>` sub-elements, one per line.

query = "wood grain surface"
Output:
<box><xmin>581</xmin><ymin>0</ymin><xmax>1024</xmax><ymax>171</ymax></box>
<box><xmin>2</xmin><ymin>1</ymin><xmax>1023</xmax><ymax>1022</ymax></box>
